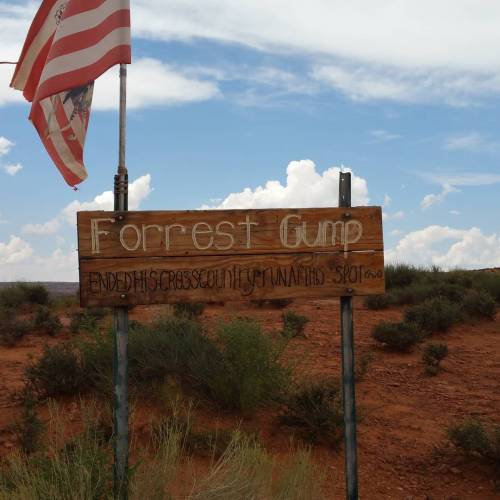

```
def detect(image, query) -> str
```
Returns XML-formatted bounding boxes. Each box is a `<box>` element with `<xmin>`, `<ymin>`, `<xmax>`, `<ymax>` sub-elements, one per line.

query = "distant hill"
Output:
<box><xmin>0</xmin><ymin>282</ymin><xmax>78</xmax><ymax>296</ymax></box>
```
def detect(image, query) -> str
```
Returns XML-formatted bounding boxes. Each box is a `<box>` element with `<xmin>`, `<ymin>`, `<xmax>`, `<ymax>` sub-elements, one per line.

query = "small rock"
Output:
<box><xmin>4</xmin><ymin>441</ymin><xmax>13</xmax><ymax>448</ymax></box>
<box><xmin>450</xmin><ymin>467</ymin><xmax>461</xmax><ymax>475</ymax></box>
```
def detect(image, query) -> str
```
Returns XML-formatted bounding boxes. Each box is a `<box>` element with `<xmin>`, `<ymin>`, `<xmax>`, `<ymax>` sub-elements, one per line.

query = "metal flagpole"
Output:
<box><xmin>339</xmin><ymin>172</ymin><xmax>359</xmax><ymax>500</ymax></box>
<box><xmin>113</xmin><ymin>62</ymin><xmax>129</xmax><ymax>500</ymax></box>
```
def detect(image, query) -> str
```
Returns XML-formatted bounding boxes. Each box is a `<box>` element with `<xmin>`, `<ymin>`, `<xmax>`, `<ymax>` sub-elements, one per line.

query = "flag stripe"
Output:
<box><xmin>21</xmin><ymin>36</ymin><xmax>54</xmax><ymax>101</ymax></box>
<box><xmin>63</xmin><ymin>0</ymin><xmax>107</xmax><ymax>19</ymax></box>
<box><xmin>38</xmin><ymin>27</ymin><xmax>130</xmax><ymax>87</ymax></box>
<box><xmin>32</xmin><ymin>99</ymin><xmax>87</xmax><ymax>185</ymax></box>
<box><xmin>11</xmin><ymin>0</ymin><xmax>66</xmax><ymax>91</ymax></box>
<box><xmin>12</xmin><ymin>0</ymin><xmax>130</xmax><ymax>186</ymax></box>
<box><xmin>54</xmin><ymin>0</ymin><xmax>123</xmax><ymax>42</ymax></box>
<box><xmin>35</xmin><ymin>41</ymin><xmax>131</xmax><ymax>102</ymax></box>
<box><xmin>48</xmin><ymin>10</ymin><xmax>130</xmax><ymax>62</ymax></box>
<box><xmin>40</xmin><ymin>97</ymin><xmax>87</xmax><ymax>181</ymax></box>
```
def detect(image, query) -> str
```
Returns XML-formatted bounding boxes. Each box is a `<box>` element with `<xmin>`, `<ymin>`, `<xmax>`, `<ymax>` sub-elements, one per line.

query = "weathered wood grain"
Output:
<box><xmin>77</xmin><ymin>207</ymin><xmax>383</xmax><ymax>258</ymax></box>
<box><xmin>79</xmin><ymin>251</ymin><xmax>385</xmax><ymax>307</ymax></box>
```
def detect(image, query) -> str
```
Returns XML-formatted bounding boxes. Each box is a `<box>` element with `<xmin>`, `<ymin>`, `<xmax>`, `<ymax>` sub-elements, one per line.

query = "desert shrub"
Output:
<box><xmin>462</xmin><ymin>289</ymin><xmax>496</xmax><ymax>320</ymax></box>
<box><xmin>372</xmin><ymin>321</ymin><xmax>421</xmax><ymax>352</ymax></box>
<box><xmin>282</xmin><ymin>311</ymin><xmax>309</xmax><ymax>338</ymax></box>
<box><xmin>422</xmin><ymin>343</ymin><xmax>448</xmax><ymax>376</ymax></box>
<box><xmin>25</xmin><ymin>345</ymin><xmax>87</xmax><ymax>397</ymax></box>
<box><xmin>0</xmin><ymin>282</ymin><xmax>49</xmax><ymax>309</ymax></box>
<box><xmin>364</xmin><ymin>293</ymin><xmax>393</xmax><ymax>310</ymax></box>
<box><xmin>12</xmin><ymin>388</ymin><xmax>44</xmax><ymax>455</ymax></box>
<box><xmin>0</xmin><ymin>309</ymin><xmax>30</xmax><ymax>347</ymax></box>
<box><xmin>385</xmin><ymin>263</ymin><xmax>420</xmax><ymax>289</ymax></box>
<box><xmin>448</xmin><ymin>419</ymin><xmax>500</xmax><ymax>477</ymax></box>
<box><xmin>173</xmin><ymin>302</ymin><xmax>205</xmax><ymax>319</ymax></box>
<box><xmin>473</xmin><ymin>272</ymin><xmax>500</xmax><ymax>302</ymax></box>
<box><xmin>280</xmin><ymin>380</ymin><xmax>343</xmax><ymax>446</ymax></box>
<box><xmin>0</xmin><ymin>408</ymin><xmax>111</xmax><ymax>499</ymax></box>
<box><xmin>69</xmin><ymin>307</ymin><xmax>108</xmax><ymax>334</ymax></box>
<box><xmin>404</xmin><ymin>297</ymin><xmax>460</xmax><ymax>334</ymax></box>
<box><xmin>251</xmin><ymin>298</ymin><xmax>293</xmax><ymax>309</ymax></box>
<box><xmin>203</xmin><ymin>319</ymin><xmax>290</xmax><ymax>414</ymax></box>
<box><xmin>33</xmin><ymin>306</ymin><xmax>62</xmax><ymax>336</ymax></box>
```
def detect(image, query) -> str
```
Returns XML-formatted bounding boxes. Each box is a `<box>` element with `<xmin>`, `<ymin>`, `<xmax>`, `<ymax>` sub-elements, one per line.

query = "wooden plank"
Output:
<box><xmin>77</xmin><ymin>207</ymin><xmax>383</xmax><ymax>259</ymax></box>
<box><xmin>79</xmin><ymin>251</ymin><xmax>385</xmax><ymax>307</ymax></box>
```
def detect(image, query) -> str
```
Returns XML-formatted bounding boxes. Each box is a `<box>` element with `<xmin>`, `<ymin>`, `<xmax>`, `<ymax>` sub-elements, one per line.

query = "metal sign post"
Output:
<box><xmin>339</xmin><ymin>172</ymin><xmax>359</xmax><ymax>500</ymax></box>
<box><xmin>113</xmin><ymin>63</ymin><xmax>129</xmax><ymax>500</ymax></box>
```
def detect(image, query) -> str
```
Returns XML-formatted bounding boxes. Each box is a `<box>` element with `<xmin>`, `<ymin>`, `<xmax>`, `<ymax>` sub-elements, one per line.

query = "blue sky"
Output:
<box><xmin>1</xmin><ymin>0</ymin><xmax>500</xmax><ymax>280</ymax></box>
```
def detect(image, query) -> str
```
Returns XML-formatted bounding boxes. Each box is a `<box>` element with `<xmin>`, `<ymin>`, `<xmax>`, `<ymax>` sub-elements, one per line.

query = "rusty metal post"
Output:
<box><xmin>339</xmin><ymin>171</ymin><xmax>359</xmax><ymax>500</ymax></box>
<box><xmin>113</xmin><ymin>63</ymin><xmax>129</xmax><ymax>500</ymax></box>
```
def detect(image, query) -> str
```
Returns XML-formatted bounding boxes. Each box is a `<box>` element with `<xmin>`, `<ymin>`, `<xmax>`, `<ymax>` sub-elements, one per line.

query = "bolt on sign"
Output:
<box><xmin>77</xmin><ymin>207</ymin><xmax>385</xmax><ymax>307</ymax></box>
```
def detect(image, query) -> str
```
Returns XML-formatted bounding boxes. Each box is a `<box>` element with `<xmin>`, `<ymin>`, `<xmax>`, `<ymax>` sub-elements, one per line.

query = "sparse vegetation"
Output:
<box><xmin>173</xmin><ymin>302</ymin><xmax>205</xmax><ymax>319</ymax></box>
<box><xmin>372</xmin><ymin>321</ymin><xmax>421</xmax><ymax>352</ymax></box>
<box><xmin>363</xmin><ymin>293</ymin><xmax>394</xmax><ymax>310</ymax></box>
<box><xmin>25</xmin><ymin>317</ymin><xmax>290</xmax><ymax>414</ymax></box>
<box><xmin>422</xmin><ymin>343</ymin><xmax>448</xmax><ymax>376</ymax></box>
<box><xmin>0</xmin><ymin>282</ymin><xmax>49</xmax><ymax>309</ymax></box>
<box><xmin>33</xmin><ymin>305</ymin><xmax>62</xmax><ymax>336</ymax></box>
<box><xmin>448</xmin><ymin>418</ymin><xmax>500</xmax><ymax>481</ymax></box>
<box><xmin>462</xmin><ymin>289</ymin><xmax>496</xmax><ymax>320</ymax></box>
<box><xmin>282</xmin><ymin>311</ymin><xmax>309</xmax><ymax>338</ymax></box>
<box><xmin>12</xmin><ymin>388</ymin><xmax>44</xmax><ymax>455</ymax></box>
<box><xmin>204</xmin><ymin>318</ymin><xmax>290</xmax><ymax>413</ymax></box>
<box><xmin>69</xmin><ymin>307</ymin><xmax>108</xmax><ymax>334</ymax></box>
<box><xmin>0</xmin><ymin>403</ymin><xmax>325</xmax><ymax>500</ymax></box>
<box><xmin>404</xmin><ymin>297</ymin><xmax>460</xmax><ymax>335</ymax></box>
<box><xmin>25</xmin><ymin>345</ymin><xmax>87</xmax><ymax>397</ymax></box>
<box><xmin>0</xmin><ymin>310</ymin><xmax>30</xmax><ymax>347</ymax></box>
<box><xmin>280</xmin><ymin>380</ymin><xmax>343</xmax><ymax>446</ymax></box>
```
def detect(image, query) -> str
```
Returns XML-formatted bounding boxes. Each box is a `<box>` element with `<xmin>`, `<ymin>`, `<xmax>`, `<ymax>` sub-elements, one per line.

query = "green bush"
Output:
<box><xmin>448</xmin><ymin>419</ymin><xmax>500</xmax><ymax>475</ymax></box>
<box><xmin>372</xmin><ymin>321</ymin><xmax>421</xmax><ymax>352</ymax></box>
<box><xmin>363</xmin><ymin>294</ymin><xmax>393</xmax><ymax>310</ymax></box>
<box><xmin>0</xmin><ymin>410</ymin><xmax>111</xmax><ymax>499</ymax></box>
<box><xmin>385</xmin><ymin>263</ymin><xmax>420</xmax><ymax>289</ymax></box>
<box><xmin>280</xmin><ymin>381</ymin><xmax>343</xmax><ymax>446</ymax></box>
<box><xmin>33</xmin><ymin>306</ymin><xmax>62</xmax><ymax>336</ymax></box>
<box><xmin>173</xmin><ymin>302</ymin><xmax>205</xmax><ymax>319</ymax></box>
<box><xmin>0</xmin><ymin>282</ymin><xmax>49</xmax><ymax>309</ymax></box>
<box><xmin>13</xmin><ymin>388</ymin><xmax>45</xmax><ymax>455</ymax></box>
<box><xmin>462</xmin><ymin>289</ymin><xmax>496</xmax><ymax>320</ymax></box>
<box><xmin>204</xmin><ymin>319</ymin><xmax>290</xmax><ymax>414</ymax></box>
<box><xmin>473</xmin><ymin>272</ymin><xmax>500</xmax><ymax>302</ymax></box>
<box><xmin>0</xmin><ymin>309</ymin><xmax>30</xmax><ymax>347</ymax></box>
<box><xmin>25</xmin><ymin>345</ymin><xmax>87</xmax><ymax>397</ymax></box>
<box><xmin>282</xmin><ymin>311</ymin><xmax>309</xmax><ymax>338</ymax></box>
<box><xmin>404</xmin><ymin>297</ymin><xmax>460</xmax><ymax>334</ymax></box>
<box><xmin>69</xmin><ymin>307</ymin><xmax>108</xmax><ymax>334</ymax></box>
<box><xmin>422</xmin><ymin>343</ymin><xmax>448</xmax><ymax>376</ymax></box>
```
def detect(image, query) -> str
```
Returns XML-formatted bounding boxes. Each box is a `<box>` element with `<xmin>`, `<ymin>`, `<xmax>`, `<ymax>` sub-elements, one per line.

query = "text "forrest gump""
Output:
<box><xmin>90</xmin><ymin>214</ymin><xmax>363</xmax><ymax>254</ymax></box>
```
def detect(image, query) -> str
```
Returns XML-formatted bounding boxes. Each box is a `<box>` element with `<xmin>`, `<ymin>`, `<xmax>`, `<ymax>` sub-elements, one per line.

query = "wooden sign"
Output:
<box><xmin>77</xmin><ymin>207</ymin><xmax>384</xmax><ymax>306</ymax></box>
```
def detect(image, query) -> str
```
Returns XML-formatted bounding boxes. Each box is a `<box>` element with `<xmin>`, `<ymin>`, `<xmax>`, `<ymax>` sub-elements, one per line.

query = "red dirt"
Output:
<box><xmin>1</xmin><ymin>298</ymin><xmax>499</xmax><ymax>499</ymax></box>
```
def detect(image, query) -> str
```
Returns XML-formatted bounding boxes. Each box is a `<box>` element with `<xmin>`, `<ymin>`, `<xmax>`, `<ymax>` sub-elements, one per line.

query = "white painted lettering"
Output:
<box><xmin>215</xmin><ymin>221</ymin><xmax>235</xmax><ymax>250</ymax></box>
<box><xmin>192</xmin><ymin>222</ymin><xmax>214</xmax><ymax>250</ymax></box>
<box><xmin>120</xmin><ymin>224</ymin><xmax>141</xmax><ymax>251</ymax></box>
<box><xmin>90</xmin><ymin>218</ymin><xmax>115</xmax><ymax>254</ymax></box>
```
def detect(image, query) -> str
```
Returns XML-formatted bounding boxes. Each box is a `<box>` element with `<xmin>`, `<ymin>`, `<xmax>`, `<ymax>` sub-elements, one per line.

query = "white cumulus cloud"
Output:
<box><xmin>3</xmin><ymin>162</ymin><xmax>22</xmax><ymax>176</ymax></box>
<box><xmin>0</xmin><ymin>136</ymin><xmax>14</xmax><ymax>156</ymax></box>
<box><xmin>420</xmin><ymin>184</ymin><xmax>459</xmax><ymax>210</ymax></box>
<box><xmin>201</xmin><ymin>160</ymin><xmax>369</xmax><ymax>209</ymax></box>
<box><xmin>0</xmin><ymin>235</ymin><xmax>33</xmax><ymax>266</ymax></box>
<box><xmin>60</xmin><ymin>174</ymin><xmax>152</xmax><ymax>224</ymax></box>
<box><xmin>93</xmin><ymin>58</ymin><xmax>220</xmax><ymax>110</ymax></box>
<box><xmin>386</xmin><ymin>225</ymin><xmax>500</xmax><ymax>270</ymax></box>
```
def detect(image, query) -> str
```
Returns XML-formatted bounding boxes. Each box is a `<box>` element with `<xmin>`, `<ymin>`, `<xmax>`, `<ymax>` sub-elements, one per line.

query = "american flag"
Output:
<box><xmin>10</xmin><ymin>0</ymin><xmax>131</xmax><ymax>187</ymax></box>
